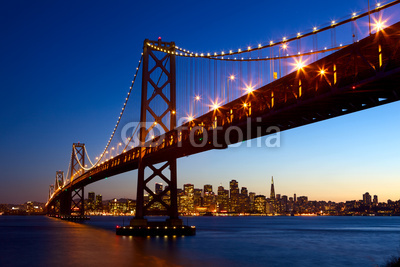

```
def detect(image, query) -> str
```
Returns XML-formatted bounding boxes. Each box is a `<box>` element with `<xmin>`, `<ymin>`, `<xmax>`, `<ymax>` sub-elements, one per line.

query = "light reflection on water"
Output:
<box><xmin>1</xmin><ymin>215</ymin><xmax>400</xmax><ymax>266</ymax></box>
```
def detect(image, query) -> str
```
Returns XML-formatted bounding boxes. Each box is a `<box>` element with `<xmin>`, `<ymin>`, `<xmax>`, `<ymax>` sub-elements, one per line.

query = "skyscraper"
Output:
<box><xmin>217</xmin><ymin>185</ymin><xmax>229</xmax><ymax>212</ymax></box>
<box><xmin>88</xmin><ymin>192</ymin><xmax>95</xmax><ymax>211</ymax></box>
<box><xmin>363</xmin><ymin>192</ymin><xmax>372</xmax><ymax>205</ymax></box>
<box><xmin>155</xmin><ymin>183</ymin><xmax>163</xmax><ymax>195</ymax></box>
<box><xmin>254</xmin><ymin>195</ymin><xmax>266</xmax><ymax>213</ymax></box>
<box><xmin>95</xmin><ymin>194</ymin><xmax>102</xmax><ymax>212</ymax></box>
<box><xmin>203</xmin><ymin>184</ymin><xmax>213</xmax><ymax>210</ymax></box>
<box><xmin>270</xmin><ymin>176</ymin><xmax>275</xmax><ymax>200</ymax></box>
<box><xmin>229</xmin><ymin>180</ymin><xmax>239</xmax><ymax>212</ymax></box>
<box><xmin>184</xmin><ymin>184</ymin><xmax>195</xmax><ymax>212</ymax></box>
<box><xmin>194</xmin><ymin>188</ymin><xmax>203</xmax><ymax>208</ymax></box>
<box><xmin>373</xmin><ymin>195</ymin><xmax>378</xmax><ymax>205</ymax></box>
<box><xmin>239</xmin><ymin>187</ymin><xmax>250</xmax><ymax>213</ymax></box>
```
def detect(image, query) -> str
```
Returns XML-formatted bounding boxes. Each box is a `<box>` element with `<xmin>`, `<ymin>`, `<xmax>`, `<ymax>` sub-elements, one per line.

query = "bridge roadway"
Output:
<box><xmin>47</xmin><ymin>21</ymin><xmax>400</xmax><ymax>207</ymax></box>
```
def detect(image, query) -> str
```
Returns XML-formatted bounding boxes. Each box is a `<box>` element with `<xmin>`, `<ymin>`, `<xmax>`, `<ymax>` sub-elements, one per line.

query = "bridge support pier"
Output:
<box><xmin>59</xmin><ymin>190</ymin><xmax>71</xmax><ymax>217</ymax></box>
<box><xmin>131</xmin><ymin>158</ymin><xmax>181</xmax><ymax>226</ymax></box>
<box><xmin>120</xmin><ymin>38</ymin><xmax>194</xmax><ymax>236</ymax></box>
<box><xmin>71</xmin><ymin>187</ymin><xmax>85</xmax><ymax>217</ymax></box>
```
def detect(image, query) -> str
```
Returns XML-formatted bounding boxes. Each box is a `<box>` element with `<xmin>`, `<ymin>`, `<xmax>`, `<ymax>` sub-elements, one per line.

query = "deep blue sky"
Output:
<box><xmin>1</xmin><ymin>0</ymin><xmax>399</xmax><ymax>204</ymax></box>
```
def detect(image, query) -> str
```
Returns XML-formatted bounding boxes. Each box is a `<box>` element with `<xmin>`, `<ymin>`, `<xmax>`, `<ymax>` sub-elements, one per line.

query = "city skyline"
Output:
<box><xmin>3</xmin><ymin>176</ymin><xmax>389</xmax><ymax>206</ymax></box>
<box><xmin>1</xmin><ymin>0</ymin><xmax>400</xmax><ymax>204</ymax></box>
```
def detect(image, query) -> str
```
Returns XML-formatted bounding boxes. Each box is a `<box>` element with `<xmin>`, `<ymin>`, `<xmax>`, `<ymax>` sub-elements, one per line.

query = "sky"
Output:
<box><xmin>1</xmin><ymin>0</ymin><xmax>399</xmax><ymax>204</ymax></box>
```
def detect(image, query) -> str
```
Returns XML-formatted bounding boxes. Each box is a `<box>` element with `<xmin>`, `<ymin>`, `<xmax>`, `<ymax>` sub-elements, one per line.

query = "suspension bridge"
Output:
<box><xmin>46</xmin><ymin>1</ymin><xmax>400</xmax><ymax>235</ymax></box>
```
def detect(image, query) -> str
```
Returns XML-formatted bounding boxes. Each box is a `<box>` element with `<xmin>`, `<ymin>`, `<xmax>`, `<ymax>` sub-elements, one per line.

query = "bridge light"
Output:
<box><xmin>248</xmin><ymin>46</ymin><xmax>251</xmax><ymax>50</ymax></box>
<box><xmin>238</xmin><ymin>48</ymin><xmax>241</xmax><ymax>52</ymax></box>
<box><xmin>331</xmin><ymin>20</ymin><xmax>335</xmax><ymax>25</ymax></box>
<box><xmin>313</xmin><ymin>27</ymin><xmax>317</xmax><ymax>32</ymax></box>
<box><xmin>352</xmin><ymin>12</ymin><xmax>357</xmax><ymax>17</ymax></box>
<box><xmin>243</xmin><ymin>103</ymin><xmax>248</xmax><ymax>108</ymax></box>
<box><xmin>373</xmin><ymin>19</ymin><xmax>386</xmax><ymax>32</ymax></box>
<box><xmin>319</xmin><ymin>69</ymin><xmax>326</xmax><ymax>75</ymax></box>
<box><xmin>270</xmin><ymin>41</ymin><xmax>273</xmax><ymax>45</ymax></box>
<box><xmin>258</xmin><ymin>44</ymin><xmax>262</xmax><ymax>48</ymax></box>
<box><xmin>282</xmin><ymin>44</ymin><xmax>287</xmax><ymax>49</ymax></box>
<box><xmin>172</xmin><ymin>110</ymin><xmax>176</xmax><ymax>114</ymax></box>
<box><xmin>297</xmin><ymin>32</ymin><xmax>301</xmax><ymax>37</ymax></box>
<box><xmin>229</xmin><ymin>75</ymin><xmax>235</xmax><ymax>80</ymax></box>
<box><xmin>245</xmin><ymin>85</ymin><xmax>255</xmax><ymax>94</ymax></box>
<box><xmin>283</xmin><ymin>37</ymin><xmax>286</xmax><ymax>41</ymax></box>
<box><xmin>376</xmin><ymin>3</ymin><xmax>381</xmax><ymax>7</ymax></box>
<box><xmin>187</xmin><ymin>116</ymin><xmax>194</xmax><ymax>122</ymax></box>
<box><xmin>195</xmin><ymin>95</ymin><xmax>200</xmax><ymax>101</ymax></box>
<box><xmin>212</xmin><ymin>103</ymin><xmax>219</xmax><ymax>110</ymax></box>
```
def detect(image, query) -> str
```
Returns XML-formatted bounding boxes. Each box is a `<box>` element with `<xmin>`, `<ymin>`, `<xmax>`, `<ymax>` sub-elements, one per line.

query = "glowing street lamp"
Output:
<box><xmin>245</xmin><ymin>84</ymin><xmax>255</xmax><ymax>94</ymax></box>
<box><xmin>293</xmin><ymin>57</ymin><xmax>306</xmax><ymax>72</ymax></box>
<box><xmin>372</xmin><ymin>19</ymin><xmax>386</xmax><ymax>32</ymax></box>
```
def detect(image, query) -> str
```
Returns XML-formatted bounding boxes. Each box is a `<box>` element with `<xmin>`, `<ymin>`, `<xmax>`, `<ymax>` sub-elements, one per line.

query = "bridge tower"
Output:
<box><xmin>60</xmin><ymin>143</ymin><xmax>86</xmax><ymax>217</ymax></box>
<box><xmin>131</xmin><ymin>38</ymin><xmax>181</xmax><ymax>227</ymax></box>
<box><xmin>55</xmin><ymin>171</ymin><xmax>64</xmax><ymax>190</ymax></box>
<box><xmin>48</xmin><ymin>184</ymin><xmax>57</xmax><ymax>215</ymax></box>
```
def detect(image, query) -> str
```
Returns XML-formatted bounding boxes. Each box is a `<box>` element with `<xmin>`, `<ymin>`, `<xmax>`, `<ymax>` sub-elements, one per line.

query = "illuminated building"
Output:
<box><xmin>152</xmin><ymin>183</ymin><xmax>165</xmax><ymax>211</ymax></box>
<box><xmin>297</xmin><ymin>196</ymin><xmax>308</xmax><ymax>204</ymax></box>
<box><xmin>95</xmin><ymin>194</ymin><xmax>102</xmax><ymax>212</ymax></box>
<box><xmin>203</xmin><ymin>185</ymin><xmax>216</xmax><ymax>212</ymax></box>
<box><xmin>217</xmin><ymin>185</ymin><xmax>229</xmax><ymax>212</ymax></box>
<box><xmin>270</xmin><ymin>176</ymin><xmax>275</xmax><ymax>199</ymax></box>
<box><xmin>249</xmin><ymin>192</ymin><xmax>256</xmax><ymax>212</ymax></box>
<box><xmin>108</xmin><ymin>198</ymin><xmax>121</xmax><ymax>214</ymax></box>
<box><xmin>194</xmin><ymin>188</ymin><xmax>203</xmax><ymax>208</ymax></box>
<box><xmin>26</xmin><ymin>201</ymin><xmax>34</xmax><ymax>213</ymax></box>
<box><xmin>363</xmin><ymin>192</ymin><xmax>372</xmax><ymax>206</ymax></box>
<box><xmin>239</xmin><ymin>187</ymin><xmax>250</xmax><ymax>213</ymax></box>
<box><xmin>373</xmin><ymin>195</ymin><xmax>378</xmax><ymax>205</ymax></box>
<box><xmin>229</xmin><ymin>180</ymin><xmax>239</xmax><ymax>212</ymax></box>
<box><xmin>266</xmin><ymin>201</ymin><xmax>274</xmax><ymax>215</ymax></box>
<box><xmin>155</xmin><ymin>183</ymin><xmax>163</xmax><ymax>195</ymax></box>
<box><xmin>162</xmin><ymin>185</ymin><xmax>170</xmax><ymax>207</ymax></box>
<box><xmin>254</xmin><ymin>195</ymin><xmax>266</xmax><ymax>213</ymax></box>
<box><xmin>88</xmin><ymin>192</ymin><xmax>95</xmax><ymax>211</ymax></box>
<box><xmin>184</xmin><ymin>184</ymin><xmax>195</xmax><ymax>213</ymax></box>
<box><xmin>281</xmin><ymin>195</ymin><xmax>288</xmax><ymax>213</ymax></box>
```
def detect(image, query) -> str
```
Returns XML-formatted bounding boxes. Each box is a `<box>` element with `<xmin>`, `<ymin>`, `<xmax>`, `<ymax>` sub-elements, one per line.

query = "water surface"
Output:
<box><xmin>1</xmin><ymin>215</ymin><xmax>399</xmax><ymax>266</ymax></box>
